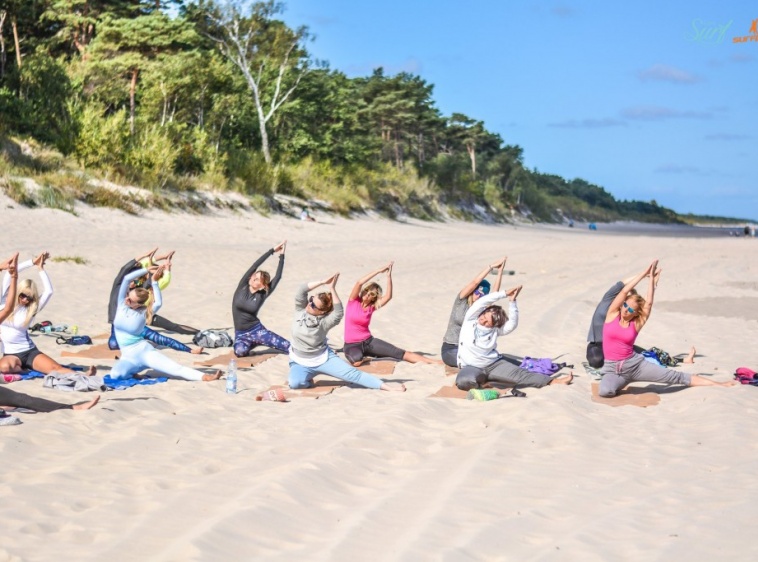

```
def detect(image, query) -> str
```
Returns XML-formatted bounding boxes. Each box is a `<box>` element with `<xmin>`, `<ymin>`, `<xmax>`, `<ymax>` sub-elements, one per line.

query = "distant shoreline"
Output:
<box><xmin>540</xmin><ymin>221</ymin><xmax>756</xmax><ymax>239</ymax></box>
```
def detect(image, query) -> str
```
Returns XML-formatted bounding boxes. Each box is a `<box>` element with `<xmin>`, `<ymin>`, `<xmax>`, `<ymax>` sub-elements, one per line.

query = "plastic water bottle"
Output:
<box><xmin>51</xmin><ymin>324</ymin><xmax>68</xmax><ymax>333</ymax></box>
<box><xmin>40</xmin><ymin>325</ymin><xmax>54</xmax><ymax>333</ymax></box>
<box><xmin>226</xmin><ymin>359</ymin><xmax>237</xmax><ymax>394</ymax></box>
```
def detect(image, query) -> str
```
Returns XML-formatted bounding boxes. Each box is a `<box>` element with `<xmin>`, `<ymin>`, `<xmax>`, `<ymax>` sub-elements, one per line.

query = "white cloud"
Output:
<box><xmin>638</xmin><ymin>64</ymin><xmax>701</xmax><ymax>83</ymax></box>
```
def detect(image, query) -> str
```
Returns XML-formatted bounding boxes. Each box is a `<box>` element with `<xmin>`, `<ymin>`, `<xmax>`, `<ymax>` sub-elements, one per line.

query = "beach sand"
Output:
<box><xmin>1</xmin><ymin>201</ymin><xmax>757</xmax><ymax>561</ymax></box>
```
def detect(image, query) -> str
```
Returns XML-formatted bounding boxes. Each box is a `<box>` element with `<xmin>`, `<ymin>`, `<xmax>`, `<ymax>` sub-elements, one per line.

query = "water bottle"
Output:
<box><xmin>41</xmin><ymin>325</ymin><xmax>54</xmax><ymax>333</ymax></box>
<box><xmin>52</xmin><ymin>324</ymin><xmax>68</xmax><ymax>333</ymax></box>
<box><xmin>226</xmin><ymin>359</ymin><xmax>237</xmax><ymax>394</ymax></box>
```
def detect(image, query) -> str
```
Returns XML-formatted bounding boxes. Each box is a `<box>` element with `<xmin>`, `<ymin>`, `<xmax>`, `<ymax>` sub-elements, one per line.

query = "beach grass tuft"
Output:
<box><xmin>51</xmin><ymin>256</ymin><xmax>88</xmax><ymax>265</ymax></box>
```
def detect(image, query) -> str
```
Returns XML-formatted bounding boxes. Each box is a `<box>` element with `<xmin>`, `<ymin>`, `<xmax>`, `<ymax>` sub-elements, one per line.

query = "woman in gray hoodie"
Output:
<box><xmin>287</xmin><ymin>273</ymin><xmax>405</xmax><ymax>392</ymax></box>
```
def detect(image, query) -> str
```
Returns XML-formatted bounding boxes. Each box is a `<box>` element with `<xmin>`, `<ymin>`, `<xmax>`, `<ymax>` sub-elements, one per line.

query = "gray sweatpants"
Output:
<box><xmin>599</xmin><ymin>353</ymin><xmax>691</xmax><ymax>397</ymax></box>
<box><xmin>456</xmin><ymin>357</ymin><xmax>553</xmax><ymax>390</ymax></box>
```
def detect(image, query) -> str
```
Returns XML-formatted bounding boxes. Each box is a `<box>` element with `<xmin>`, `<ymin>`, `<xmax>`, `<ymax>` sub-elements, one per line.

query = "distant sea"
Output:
<box><xmin>544</xmin><ymin>221</ymin><xmax>756</xmax><ymax>239</ymax></box>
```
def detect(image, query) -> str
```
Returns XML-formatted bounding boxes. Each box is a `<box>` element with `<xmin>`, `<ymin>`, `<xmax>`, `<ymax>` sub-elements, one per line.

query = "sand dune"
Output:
<box><xmin>1</xmin><ymin>200</ymin><xmax>757</xmax><ymax>560</ymax></box>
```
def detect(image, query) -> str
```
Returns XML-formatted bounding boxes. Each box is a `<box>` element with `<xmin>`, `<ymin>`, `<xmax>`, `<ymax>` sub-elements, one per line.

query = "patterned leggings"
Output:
<box><xmin>234</xmin><ymin>322</ymin><xmax>290</xmax><ymax>357</ymax></box>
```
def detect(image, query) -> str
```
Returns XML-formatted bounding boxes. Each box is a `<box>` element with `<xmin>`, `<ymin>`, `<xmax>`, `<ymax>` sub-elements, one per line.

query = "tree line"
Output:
<box><xmin>0</xmin><ymin>0</ymin><xmax>683</xmax><ymax>223</ymax></box>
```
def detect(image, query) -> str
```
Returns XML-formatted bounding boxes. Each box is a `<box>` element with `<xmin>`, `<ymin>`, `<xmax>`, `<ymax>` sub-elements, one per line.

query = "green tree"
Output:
<box><xmin>84</xmin><ymin>11</ymin><xmax>198</xmax><ymax>133</ymax></box>
<box><xmin>202</xmin><ymin>0</ymin><xmax>311</xmax><ymax>164</ymax></box>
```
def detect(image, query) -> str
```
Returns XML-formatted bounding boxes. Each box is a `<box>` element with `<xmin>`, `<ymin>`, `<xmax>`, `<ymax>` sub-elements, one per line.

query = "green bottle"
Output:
<box><xmin>467</xmin><ymin>388</ymin><xmax>500</xmax><ymax>401</ymax></box>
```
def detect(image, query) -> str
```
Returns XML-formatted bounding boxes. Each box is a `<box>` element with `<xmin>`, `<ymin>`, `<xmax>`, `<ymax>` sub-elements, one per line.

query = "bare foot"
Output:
<box><xmin>190</xmin><ymin>347</ymin><xmax>204</xmax><ymax>355</ymax></box>
<box><xmin>721</xmin><ymin>380</ymin><xmax>739</xmax><ymax>387</ymax></box>
<box><xmin>380</xmin><ymin>382</ymin><xmax>406</xmax><ymax>392</ymax></box>
<box><xmin>72</xmin><ymin>395</ymin><xmax>100</xmax><ymax>410</ymax></box>
<box><xmin>86</xmin><ymin>365</ymin><xmax>97</xmax><ymax>376</ymax></box>
<box><xmin>683</xmin><ymin>346</ymin><xmax>696</xmax><ymax>364</ymax></box>
<box><xmin>202</xmin><ymin>370</ymin><xmax>223</xmax><ymax>382</ymax></box>
<box><xmin>550</xmin><ymin>372</ymin><xmax>574</xmax><ymax>385</ymax></box>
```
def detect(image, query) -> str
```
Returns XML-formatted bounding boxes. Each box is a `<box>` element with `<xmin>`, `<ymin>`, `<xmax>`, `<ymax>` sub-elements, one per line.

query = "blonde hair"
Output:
<box><xmin>17</xmin><ymin>279</ymin><xmax>40</xmax><ymax>327</ymax></box>
<box><xmin>625</xmin><ymin>293</ymin><xmax>648</xmax><ymax>331</ymax></box>
<box><xmin>131</xmin><ymin>287</ymin><xmax>154</xmax><ymax>324</ymax></box>
<box><xmin>360</xmin><ymin>282</ymin><xmax>383</xmax><ymax>307</ymax></box>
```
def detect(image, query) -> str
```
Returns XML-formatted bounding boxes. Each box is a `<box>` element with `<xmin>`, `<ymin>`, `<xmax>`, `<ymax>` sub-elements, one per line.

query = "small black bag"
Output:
<box><xmin>56</xmin><ymin>335</ymin><xmax>93</xmax><ymax>346</ymax></box>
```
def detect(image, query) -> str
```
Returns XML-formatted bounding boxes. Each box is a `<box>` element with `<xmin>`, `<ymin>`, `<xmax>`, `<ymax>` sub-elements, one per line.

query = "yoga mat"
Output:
<box><xmin>355</xmin><ymin>360</ymin><xmax>397</xmax><ymax>375</ymax></box>
<box><xmin>61</xmin><ymin>343</ymin><xmax>120</xmax><ymax>360</ymax></box>
<box><xmin>590</xmin><ymin>382</ymin><xmax>661</xmax><ymax>408</ymax></box>
<box><xmin>195</xmin><ymin>350</ymin><xmax>280</xmax><ymax>368</ymax></box>
<box><xmin>430</xmin><ymin>384</ymin><xmax>469</xmax><ymax>400</ymax></box>
<box><xmin>267</xmin><ymin>379</ymin><xmax>347</xmax><ymax>399</ymax></box>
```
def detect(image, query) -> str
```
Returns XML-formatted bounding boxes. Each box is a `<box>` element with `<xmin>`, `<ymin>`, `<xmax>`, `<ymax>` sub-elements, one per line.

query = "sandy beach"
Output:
<box><xmin>1</xmin><ymin>200</ymin><xmax>757</xmax><ymax>561</ymax></box>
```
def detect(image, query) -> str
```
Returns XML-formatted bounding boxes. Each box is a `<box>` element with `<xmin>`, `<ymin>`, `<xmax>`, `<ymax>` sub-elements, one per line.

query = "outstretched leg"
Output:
<box><xmin>32</xmin><ymin>352</ymin><xmax>96</xmax><ymax>377</ymax></box>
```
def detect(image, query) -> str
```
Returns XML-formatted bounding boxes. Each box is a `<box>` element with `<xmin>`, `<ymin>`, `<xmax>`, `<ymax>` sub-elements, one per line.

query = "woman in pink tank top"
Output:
<box><xmin>598</xmin><ymin>260</ymin><xmax>735</xmax><ymax>397</ymax></box>
<box><xmin>343</xmin><ymin>262</ymin><xmax>440</xmax><ymax>367</ymax></box>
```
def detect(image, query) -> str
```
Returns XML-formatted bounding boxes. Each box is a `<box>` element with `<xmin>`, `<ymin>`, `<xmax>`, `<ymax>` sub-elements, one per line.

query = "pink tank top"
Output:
<box><xmin>344</xmin><ymin>298</ymin><xmax>374</xmax><ymax>343</ymax></box>
<box><xmin>602</xmin><ymin>317</ymin><xmax>638</xmax><ymax>361</ymax></box>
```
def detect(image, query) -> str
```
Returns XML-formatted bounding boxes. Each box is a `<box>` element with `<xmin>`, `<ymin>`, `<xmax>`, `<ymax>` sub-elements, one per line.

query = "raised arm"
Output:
<box><xmin>34</xmin><ymin>253</ymin><xmax>54</xmax><ymax>312</ymax></box>
<box><xmin>605</xmin><ymin>261</ymin><xmax>655</xmax><ymax>323</ymax></box>
<box><xmin>459</xmin><ymin>257</ymin><xmax>506</xmax><ymax>299</ymax></box>
<box><xmin>0</xmin><ymin>254</ymin><xmax>19</xmax><ymax>323</ymax></box>
<box><xmin>641</xmin><ymin>261</ymin><xmax>657</xmax><ymax>325</ymax></box>
<box><xmin>2</xmin><ymin>257</ymin><xmax>33</xmax><ymax>299</ymax></box>
<box><xmin>235</xmin><ymin>247</ymin><xmax>275</xmax><ymax>292</ymax></box>
<box><xmin>377</xmin><ymin>262</ymin><xmax>393</xmax><ymax>308</ymax></box>
<box><xmin>498</xmin><ymin>286</ymin><xmax>523</xmax><ymax>336</ymax></box>
<box><xmin>268</xmin><ymin>241</ymin><xmax>287</xmax><ymax>295</ymax></box>
<box><xmin>493</xmin><ymin>257</ymin><xmax>507</xmax><ymax>292</ymax></box>
<box><xmin>321</xmin><ymin>274</ymin><xmax>344</xmax><ymax>331</ymax></box>
<box><xmin>119</xmin><ymin>268</ymin><xmax>149</xmax><ymax>303</ymax></box>
<box><xmin>349</xmin><ymin>263</ymin><xmax>389</xmax><ymax>301</ymax></box>
<box><xmin>464</xmin><ymin>290</ymin><xmax>507</xmax><ymax>321</ymax></box>
<box><xmin>150</xmin><ymin>265</ymin><xmax>165</xmax><ymax>314</ymax></box>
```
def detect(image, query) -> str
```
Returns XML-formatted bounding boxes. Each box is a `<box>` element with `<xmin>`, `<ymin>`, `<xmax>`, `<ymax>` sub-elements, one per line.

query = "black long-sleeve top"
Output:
<box><xmin>232</xmin><ymin>249</ymin><xmax>284</xmax><ymax>332</ymax></box>
<box><xmin>108</xmin><ymin>259</ymin><xmax>139</xmax><ymax>323</ymax></box>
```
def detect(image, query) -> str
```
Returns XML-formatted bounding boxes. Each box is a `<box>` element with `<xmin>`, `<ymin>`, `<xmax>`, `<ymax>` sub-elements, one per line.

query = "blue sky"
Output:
<box><xmin>280</xmin><ymin>0</ymin><xmax>758</xmax><ymax>221</ymax></box>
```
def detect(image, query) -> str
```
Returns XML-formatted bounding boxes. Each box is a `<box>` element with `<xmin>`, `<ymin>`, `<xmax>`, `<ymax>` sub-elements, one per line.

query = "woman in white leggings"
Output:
<box><xmin>110</xmin><ymin>266</ymin><xmax>222</xmax><ymax>382</ymax></box>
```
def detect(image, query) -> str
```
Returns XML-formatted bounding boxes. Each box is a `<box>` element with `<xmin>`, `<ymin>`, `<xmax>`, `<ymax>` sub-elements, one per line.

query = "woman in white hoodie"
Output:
<box><xmin>455</xmin><ymin>286</ymin><xmax>573</xmax><ymax>390</ymax></box>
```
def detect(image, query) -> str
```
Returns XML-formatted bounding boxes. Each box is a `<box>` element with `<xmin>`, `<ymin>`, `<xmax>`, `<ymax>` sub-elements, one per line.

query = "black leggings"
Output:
<box><xmin>151</xmin><ymin>314</ymin><xmax>199</xmax><ymax>335</ymax></box>
<box><xmin>343</xmin><ymin>336</ymin><xmax>405</xmax><ymax>364</ymax></box>
<box><xmin>0</xmin><ymin>386</ymin><xmax>73</xmax><ymax>412</ymax></box>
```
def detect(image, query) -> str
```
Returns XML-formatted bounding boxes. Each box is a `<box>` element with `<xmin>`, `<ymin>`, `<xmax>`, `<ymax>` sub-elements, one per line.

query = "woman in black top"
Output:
<box><xmin>232</xmin><ymin>241</ymin><xmax>290</xmax><ymax>356</ymax></box>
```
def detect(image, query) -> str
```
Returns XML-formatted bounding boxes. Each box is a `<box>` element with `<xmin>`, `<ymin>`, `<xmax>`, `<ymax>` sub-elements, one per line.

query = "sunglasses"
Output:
<box><xmin>623</xmin><ymin>302</ymin><xmax>636</xmax><ymax>314</ymax></box>
<box><xmin>308</xmin><ymin>296</ymin><xmax>325</xmax><ymax>312</ymax></box>
<box><xmin>19</xmin><ymin>293</ymin><xmax>33</xmax><ymax>302</ymax></box>
<box><xmin>473</xmin><ymin>288</ymin><xmax>486</xmax><ymax>298</ymax></box>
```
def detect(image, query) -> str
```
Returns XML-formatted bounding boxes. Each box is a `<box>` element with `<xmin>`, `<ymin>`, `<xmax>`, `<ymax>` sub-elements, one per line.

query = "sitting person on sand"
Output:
<box><xmin>587</xmin><ymin>269</ymin><xmax>695</xmax><ymax>369</ymax></box>
<box><xmin>0</xmin><ymin>252</ymin><xmax>96</xmax><ymax>377</ymax></box>
<box><xmin>344</xmin><ymin>262</ymin><xmax>439</xmax><ymax>366</ymax></box>
<box><xmin>232</xmin><ymin>241</ymin><xmax>290</xmax><ymax>357</ymax></box>
<box><xmin>455</xmin><ymin>285</ymin><xmax>574</xmax><ymax>391</ymax></box>
<box><xmin>109</xmin><ymin>266</ymin><xmax>221</xmax><ymax>382</ymax></box>
<box><xmin>598</xmin><ymin>260</ymin><xmax>733</xmax><ymax>397</ymax></box>
<box><xmin>0</xmin><ymin>385</ymin><xmax>99</xmax><ymax>414</ymax></box>
<box><xmin>288</xmin><ymin>273</ymin><xmax>405</xmax><ymax>392</ymax></box>
<box><xmin>441</xmin><ymin>258</ymin><xmax>508</xmax><ymax>367</ymax></box>
<box><xmin>0</xmin><ymin>254</ymin><xmax>99</xmax><ymax>415</ymax></box>
<box><xmin>107</xmin><ymin>249</ymin><xmax>201</xmax><ymax>352</ymax></box>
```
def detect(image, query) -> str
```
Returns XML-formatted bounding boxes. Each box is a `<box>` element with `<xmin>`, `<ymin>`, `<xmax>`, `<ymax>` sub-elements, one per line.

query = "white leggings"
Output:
<box><xmin>111</xmin><ymin>340</ymin><xmax>205</xmax><ymax>381</ymax></box>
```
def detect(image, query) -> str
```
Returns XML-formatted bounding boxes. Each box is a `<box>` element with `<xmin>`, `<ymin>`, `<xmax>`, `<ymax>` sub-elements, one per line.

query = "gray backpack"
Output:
<box><xmin>193</xmin><ymin>329</ymin><xmax>233</xmax><ymax>348</ymax></box>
